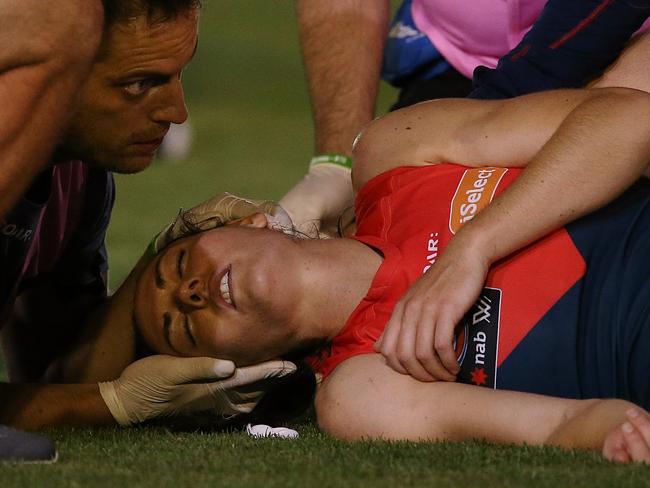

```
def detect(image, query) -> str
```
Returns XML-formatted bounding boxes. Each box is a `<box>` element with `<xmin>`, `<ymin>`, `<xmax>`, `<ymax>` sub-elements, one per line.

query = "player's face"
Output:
<box><xmin>133</xmin><ymin>218</ymin><xmax>307</xmax><ymax>365</ymax></box>
<box><xmin>60</xmin><ymin>9</ymin><xmax>199</xmax><ymax>173</ymax></box>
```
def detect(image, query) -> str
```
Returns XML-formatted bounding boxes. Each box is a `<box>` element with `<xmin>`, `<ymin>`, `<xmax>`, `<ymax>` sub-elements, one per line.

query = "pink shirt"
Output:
<box><xmin>411</xmin><ymin>0</ymin><xmax>650</xmax><ymax>78</ymax></box>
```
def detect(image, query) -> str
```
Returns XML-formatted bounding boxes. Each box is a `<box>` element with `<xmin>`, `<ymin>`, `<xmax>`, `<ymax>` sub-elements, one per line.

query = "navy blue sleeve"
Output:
<box><xmin>52</xmin><ymin>169</ymin><xmax>115</xmax><ymax>297</ymax></box>
<box><xmin>469</xmin><ymin>0</ymin><xmax>650</xmax><ymax>100</ymax></box>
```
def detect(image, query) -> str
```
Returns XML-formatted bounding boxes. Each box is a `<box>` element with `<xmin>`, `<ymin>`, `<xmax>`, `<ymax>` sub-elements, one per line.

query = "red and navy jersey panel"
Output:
<box><xmin>309</xmin><ymin>164</ymin><xmax>650</xmax><ymax>408</ymax></box>
<box><xmin>497</xmin><ymin>178</ymin><xmax>650</xmax><ymax>407</ymax></box>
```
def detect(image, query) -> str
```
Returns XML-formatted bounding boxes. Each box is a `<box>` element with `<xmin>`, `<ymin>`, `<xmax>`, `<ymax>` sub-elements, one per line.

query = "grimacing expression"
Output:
<box><xmin>60</xmin><ymin>9</ymin><xmax>199</xmax><ymax>173</ymax></box>
<box><xmin>134</xmin><ymin>218</ymin><xmax>306</xmax><ymax>365</ymax></box>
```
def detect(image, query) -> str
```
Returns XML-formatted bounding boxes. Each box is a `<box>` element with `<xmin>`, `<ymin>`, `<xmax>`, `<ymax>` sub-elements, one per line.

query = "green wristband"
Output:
<box><xmin>309</xmin><ymin>153</ymin><xmax>353</xmax><ymax>170</ymax></box>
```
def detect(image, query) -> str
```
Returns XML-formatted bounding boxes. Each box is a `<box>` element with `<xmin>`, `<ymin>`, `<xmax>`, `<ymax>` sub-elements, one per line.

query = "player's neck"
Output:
<box><xmin>293</xmin><ymin>237</ymin><xmax>382</xmax><ymax>342</ymax></box>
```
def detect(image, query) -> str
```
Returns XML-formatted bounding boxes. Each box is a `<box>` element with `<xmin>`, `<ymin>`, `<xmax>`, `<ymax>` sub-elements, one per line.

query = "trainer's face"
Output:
<box><xmin>133</xmin><ymin>216</ymin><xmax>305</xmax><ymax>365</ymax></box>
<box><xmin>60</xmin><ymin>9</ymin><xmax>199</xmax><ymax>173</ymax></box>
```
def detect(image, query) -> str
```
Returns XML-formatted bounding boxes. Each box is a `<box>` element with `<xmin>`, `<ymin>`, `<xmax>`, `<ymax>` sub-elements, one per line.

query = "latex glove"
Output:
<box><xmin>151</xmin><ymin>192</ymin><xmax>294</xmax><ymax>254</ymax></box>
<box><xmin>375</xmin><ymin>232</ymin><xmax>489</xmax><ymax>382</ymax></box>
<box><xmin>279</xmin><ymin>162</ymin><xmax>353</xmax><ymax>238</ymax></box>
<box><xmin>98</xmin><ymin>355</ymin><xmax>296</xmax><ymax>426</ymax></box>
<box><xmin>603</xmin><ymin>408</ymin><xmax>650</xmax><ymax>464</ymax></box>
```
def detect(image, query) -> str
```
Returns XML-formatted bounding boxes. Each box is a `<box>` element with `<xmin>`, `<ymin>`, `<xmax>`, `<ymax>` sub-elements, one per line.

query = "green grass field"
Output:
<box><xmin>2</xmin><ymin>1</ymin><xmax>650</xmax><ymax>485</ymax></box>
<box><xmin>2</xmin><ymin>425</ymin><xmax>650</xmax><ymax>487</ymax></box>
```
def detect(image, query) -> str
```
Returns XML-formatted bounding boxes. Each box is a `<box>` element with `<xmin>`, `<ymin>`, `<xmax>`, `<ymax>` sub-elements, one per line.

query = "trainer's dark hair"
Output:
<box><xmin>102</xmin><ymin>0</ymin><xmax>201</xmax><ymax>28</ymax></box>
<box><xmin>248</xmin><ymin>359</ymin><xmax>318</xmax><ymax>425</ymax></box>
<box><xmin>247</xmin><ymin>339</ymin><xmax>329</xmax><ymax>425</ymax></box>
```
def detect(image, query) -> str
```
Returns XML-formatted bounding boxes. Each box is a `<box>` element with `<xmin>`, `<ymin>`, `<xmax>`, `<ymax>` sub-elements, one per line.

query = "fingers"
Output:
<box><xmin>376</xmin><ymin>297</ymin><xmax>456</xmax><ymax>382</ymax></box>
<box><xmin>627</xmin><ymin>408</ymin><xmax>650</xmax><ymax>441</ymax></box>
<box><xmin>207</xmin><ymin>360</ymin><xmax>298</xmax><ymax>416</ymax></box>
<box><xmin>375</xmin><ymin>302</ymin><xmax>409</xmax><ymax>376</ymax></box>
<box><xmin>621</xmin><ymin>408</ymin><xmax>650</xmax><ymax>463</ymax></box>
<box><xmin>605</xmin><ymin>442</ymin><xmax>632</xmax><ymax>464</ymax></box>
<box><xmin>123</xmin><ymin>355</ymin><xmax>236</xmax><ymax>383</ymax></box>
<box><xmin>247</xmin><ymin>359</ymin><xmax>297</xmax><ymax>380</ymax></box>
<box><xmin>611</xmin><ymin>449</ymin><xmax>632</xmax><ymax>464</ymax></box>
<box><xmin>375</xmin><ymin>239</ymin><xmax>489</xmax><ymax>383</ymax></box>
<box><xmin>265</xmin><ymin>204</ymin><xmax>294</xmax><ymax>232</ymax></box>
<box><xmin>602</xmin><ymin>424</ymin><xmax>631</xmax><ymax>463</ymax></box>
<box><xmin>414</xmin><ymin>309</ymin><xmax>455</xmax><ymax>381</ymax></box>
<box><xmin>222</xmin><ymin>389</ymin><xmax>266</xmax><ymax>415</ymax></box>
<box><xmin>174</xmin><ymin>356</ymin><xmax>236</xmax><ymax>382</ymax></box>
<box><xmin>434</xmin><ymin>308</ymin><xmax>461</xmax><ymax>376</ymax></box>
<box><xmin>394</xmin><ymin>307</ymin><xmax>436</xmax><ymax>382</ymax></box>
<box><xmin>154</xmin><ymin>193</ymin><xmax>286</xmax><ymax>253</ymax></box>
<box><xmin>216</xmin><ymin>360</ymin><xmax>297</xmax><ymax>390</ymax></box>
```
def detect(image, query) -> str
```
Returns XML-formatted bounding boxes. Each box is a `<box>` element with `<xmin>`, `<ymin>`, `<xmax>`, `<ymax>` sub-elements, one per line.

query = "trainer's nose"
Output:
<box><xmin>176</xmin><ymin>277</ymin><xmax>208</xmax><ymax>310</ymax></box>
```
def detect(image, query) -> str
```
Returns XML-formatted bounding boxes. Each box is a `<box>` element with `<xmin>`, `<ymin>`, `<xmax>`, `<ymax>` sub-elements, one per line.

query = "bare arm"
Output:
<box><xmin>297</xmin><ymin>0</ymin><xmax>390</xmax><ymax>156</ymax></box>
<box><xmin>0</xmin><ymin>259</ymin><xmax>136</xmax><ymax>428</ymax></box>
<box><xmin>0</xmin><ymin>0</ymin><xmax>103</xmax><ymax>218</ymax></box>
<box><xmin>0</xmin><ymin>383</ymin><xmax>114</xmax><ymax>429</ymax></box>
<box><xmin>278</xmin><ymin>1</ymin><xmax>390</xmax><ymax>234</ymax></box>
<box><xmin>353</xmin><ymin>88</ymin><xmax>650</xmax><ymax>190</ymax></box>
<box><xmin>51</xmin><ymin>256</ymin><xmax>149</xmax><ymax>383</ymax></box>
<box><xmin>451</xmin><ymin>88</ymin><xmax>650</xmax><ymax>266</ymax></box>
<box><xmin>317</xmin><ymin>354</ymin><xmax>637</xmax><ymax>452</ymax></box>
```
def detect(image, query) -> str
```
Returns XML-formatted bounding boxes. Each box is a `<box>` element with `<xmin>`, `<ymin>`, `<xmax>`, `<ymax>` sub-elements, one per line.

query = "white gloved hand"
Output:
<box><xmin>150</xmin><ymin>192</ymin><xmax>294</xmax><ymax>254</ymax></box>
<box><xmin>279</xmin><ymin>158</ymin><xmax>353</xmax><ymax>238</ymax></box>
<box><xmin>98</xmin><ymin>355</ymin><xmax>296</xmax><ymax>426</ymax></box>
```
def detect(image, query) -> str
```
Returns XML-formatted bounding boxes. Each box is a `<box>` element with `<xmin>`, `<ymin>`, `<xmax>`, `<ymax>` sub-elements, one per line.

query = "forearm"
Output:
<box><xmin>548</xmin><ymin>399</ymin><xmax>637</xmax><ymax>450</ymax></box>
<box><xmin>318</xmin><ymin>355</ymin><xmax>577</xmax><ymax>445</ymax></box>
<box><xmin>319</xmin><ymin>355</ymin><xmax>650</xmax><ymax>457</ymax></box>
<box><xmin>0</xmin><ymin>0</ymin><xmax>104</xmax><ymax>218</ymax></box>
<box><xmin>56</xmin><ymin>253</ymin><xmax>152</xmax><ymax>383</ymax></box>
<box><xmin>0</xmin><ymin>382</ymin><xmax>114</xmax><ymax>429</ymax></box>
<box><xmin>297</xmin><ymin>0</ymin><xmax>390</xmax><ymax>155</ymax></box>
<box><xmin>455</xmin><ymin>88</ymin><xmax>650</xmax><ymax>265</ymax></box>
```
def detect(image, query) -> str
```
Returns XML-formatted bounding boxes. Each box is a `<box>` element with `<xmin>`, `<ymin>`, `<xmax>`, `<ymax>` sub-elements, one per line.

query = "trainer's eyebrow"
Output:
<box><xmin>163</xmin><ymin>312</ymin><xmax>178</xmax><ymax>353</ymax></box>
<box><xmin>155</xmin><ymin>255</ymin><xmax>166</xmax><ymax>289</ymax></box>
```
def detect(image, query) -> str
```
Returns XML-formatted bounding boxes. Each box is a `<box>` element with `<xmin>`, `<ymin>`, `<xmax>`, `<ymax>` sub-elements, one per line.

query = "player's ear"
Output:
<box><xmin>226</xmin><ymin>212</ymin><xmax>268</xmax><ymax>229</ymax></box>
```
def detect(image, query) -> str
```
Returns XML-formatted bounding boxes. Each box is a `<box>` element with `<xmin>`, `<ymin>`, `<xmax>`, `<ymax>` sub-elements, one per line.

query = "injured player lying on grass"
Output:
<box><xmin>54</xmin><ymin>86</ymin><xmax>650</xmax><ymax>463</ymax></box>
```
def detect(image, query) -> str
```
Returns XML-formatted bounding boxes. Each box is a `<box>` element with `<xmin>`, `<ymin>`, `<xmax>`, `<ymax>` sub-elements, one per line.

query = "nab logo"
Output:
<box><xmin>456</xmin><ymin>287</ymin><xmax>501</xmax><ymax>389</ymax></box>
<box><xmin>473</xmin><ymin>293</ymin><xmax>493</xmax><ymax>325</ymax></box>
<box><xmin>448</xmin><ymin>167</ymin><xmax>508</xmax><ymax>235</ymax></box>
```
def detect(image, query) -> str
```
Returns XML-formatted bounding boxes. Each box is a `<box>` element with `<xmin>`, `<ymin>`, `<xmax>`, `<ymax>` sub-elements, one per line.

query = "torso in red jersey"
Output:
<box><xmin>308</xmin><ymin>164</ymin><xmax>650</xmax><ymax>407</ymax></box>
